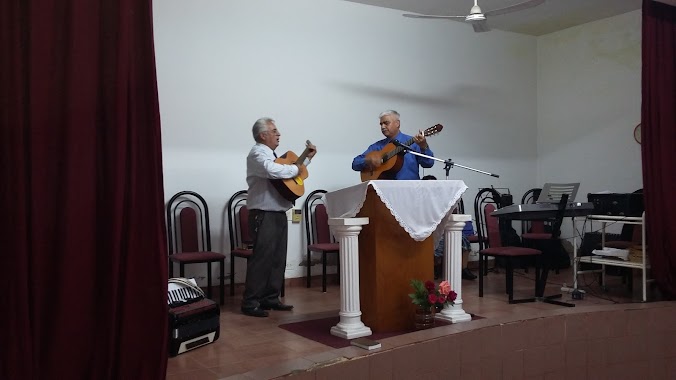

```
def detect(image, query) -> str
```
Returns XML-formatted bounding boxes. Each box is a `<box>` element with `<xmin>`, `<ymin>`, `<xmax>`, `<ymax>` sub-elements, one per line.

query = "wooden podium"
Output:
<box><xmin>357</xmin><ymin>187</ymin><xmax>433</xmax><ymax>332</ymax></box>
<box><xmin>325</xmin><ymin>180</ymin><xmax>469</xmax><ymax>335</ymax></box>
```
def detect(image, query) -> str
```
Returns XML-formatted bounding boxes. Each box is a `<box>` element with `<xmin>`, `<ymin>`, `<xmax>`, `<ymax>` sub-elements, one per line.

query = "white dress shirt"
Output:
<box><xmin>246</xmin><ymin>143</ymin><xmax>309</xmax><ymax>212</ymax></box>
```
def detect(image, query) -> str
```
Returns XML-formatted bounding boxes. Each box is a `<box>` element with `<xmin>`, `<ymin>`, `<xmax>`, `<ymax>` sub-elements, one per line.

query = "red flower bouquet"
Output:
<box><xmin>409</xmin><ymin>279</ymin><xmax>457</xmax><ymax>311</ymax></box>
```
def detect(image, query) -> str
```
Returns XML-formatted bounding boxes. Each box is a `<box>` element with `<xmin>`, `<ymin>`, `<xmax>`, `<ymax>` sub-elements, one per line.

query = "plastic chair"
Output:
<box><xmin>167</xmin><ymin>191</ymin><xmax>225</xmax><ymax>305</ymax></box>
<box><xmin>303</xmin><ymin>189</ymin><xmax>340</xmax><ymax>292</ymax></box>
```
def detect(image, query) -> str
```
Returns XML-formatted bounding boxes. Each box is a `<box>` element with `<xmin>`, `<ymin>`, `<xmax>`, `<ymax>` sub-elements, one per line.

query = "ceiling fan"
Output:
<box><xmin>403</xmin><ymin>0</ymin><xmax>545</xmax><ymax>33</ymax></box>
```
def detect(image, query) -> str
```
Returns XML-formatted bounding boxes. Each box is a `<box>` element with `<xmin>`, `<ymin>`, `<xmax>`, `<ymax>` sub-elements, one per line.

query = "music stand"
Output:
<box><xmin>536</xmin><ymin>183</ymin><xmax>580</xmax><ymax>204</ymax></box>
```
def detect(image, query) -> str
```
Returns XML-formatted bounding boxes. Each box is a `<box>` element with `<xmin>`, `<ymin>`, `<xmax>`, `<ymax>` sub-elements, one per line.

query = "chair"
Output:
<box><xmin>226</xmin><ymin>190</ymin><xmax>254</xmax><ymax>296</ymax></box>
<box><xmin>604</xmin><ymin>223</ymin><xmax>643</xmax><ymax>250</ymax></box>
<box><xmin>457</xmin><ymin>198</ymin><xmax>485</xmax><ymax>246</ymax></box>
<box><xmin>520</xmin><ymin>188</ymin><xmax>550</xmax><ymax>240</ymax></box>
<box><xmin>474</xmin><ymin>187</ymin><xmax>542</xmax><ymax>304</ymax></box>
<box><xmin>522</xmin><ymin>187</ymin><xmax>577</xmax><ymax>274</ymax></box>
<box><xmin>520</xmin><ymin>188</ymin><xmax>551</xmax><ymax>272</ymax></box>
<box><xmin>433</xmin><ymin>198</ymin><xmax>482</xmax><ymax>278</ymax></box>
<box><xmin>303</xmin><ymin>189</ymin><xmax>340</xmax><ymax>292</ymax></box>
<box><xmin>166</xmin><ymin>191</ymin><xmax>225</xmax><ymax>305</ymax></box>
<box><xmin>226</xmin><ymin>190</ymin><xmax>285</xmax><ymax>297</ymax></box>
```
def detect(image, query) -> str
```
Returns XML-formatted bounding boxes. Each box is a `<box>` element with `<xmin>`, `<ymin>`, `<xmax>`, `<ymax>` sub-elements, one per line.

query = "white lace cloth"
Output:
<box><xmin>325</xmin><ymin>180</ymin><xmax>468</xmax><ymax>241</ymax></box>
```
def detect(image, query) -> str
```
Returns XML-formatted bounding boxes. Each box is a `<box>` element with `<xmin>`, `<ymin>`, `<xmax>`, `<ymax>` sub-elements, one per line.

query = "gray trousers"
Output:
<box><xmin>241</xmin><ymin>209</ymin><xmax>288</xmax><ymax>309</ymax></box>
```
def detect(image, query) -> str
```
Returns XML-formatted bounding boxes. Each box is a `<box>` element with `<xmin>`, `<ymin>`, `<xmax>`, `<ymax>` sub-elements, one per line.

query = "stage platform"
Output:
<box><xmin>166</xmin><ymin>267</ymin><xmax>675</xmax><ymax>380</ymax></box>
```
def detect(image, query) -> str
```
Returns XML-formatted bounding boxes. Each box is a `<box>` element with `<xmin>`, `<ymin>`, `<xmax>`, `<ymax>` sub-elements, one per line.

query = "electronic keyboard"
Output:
<box><xmin>491</xmin><ymin>202</ymin><xmax>595</xmax><ymax>220</ymax></box>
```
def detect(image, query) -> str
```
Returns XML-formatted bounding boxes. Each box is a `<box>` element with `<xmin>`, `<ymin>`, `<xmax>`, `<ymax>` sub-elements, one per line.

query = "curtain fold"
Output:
<box><xmin>1</xmin><ymin>0</ymin><xmax>168</xmax><ymax>378</ymax></box>
<box><xmin>642</xmin><ymin>0</ymin><xmax>676</xmax><ymax>299</ymax></box>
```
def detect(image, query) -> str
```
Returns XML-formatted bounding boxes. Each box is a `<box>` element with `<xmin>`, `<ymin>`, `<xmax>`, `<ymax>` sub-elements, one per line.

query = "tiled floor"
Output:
<box><xmin>166</xmin><ymin>265</ymin><xmax>658</xmax><ymax>380</ymax></box>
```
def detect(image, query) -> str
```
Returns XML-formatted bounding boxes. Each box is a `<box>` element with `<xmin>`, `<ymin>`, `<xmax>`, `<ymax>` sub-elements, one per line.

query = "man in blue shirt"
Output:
<box><xmin>352</xmin><ymin>110</ymin><xmax>434</xmax><ymax>180</ymax></box>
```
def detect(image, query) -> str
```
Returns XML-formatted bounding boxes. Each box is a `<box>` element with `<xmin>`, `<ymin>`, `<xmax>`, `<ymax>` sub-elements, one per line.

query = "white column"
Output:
<box><xmin>437</xmin><ymin>214</ymin><xmax>472</xmax><ymax>323</ymax></box>
<box><xmin>328</xmin><ymin>217</ymin><xmax>372</xmax><ymax>339</ymax></box>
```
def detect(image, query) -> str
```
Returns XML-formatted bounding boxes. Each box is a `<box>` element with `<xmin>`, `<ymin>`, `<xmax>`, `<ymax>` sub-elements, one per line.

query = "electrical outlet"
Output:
<box><xmin>292</xmin><ymin>209</ymin><xmax>302</xmax><ymax>223</ymax></box>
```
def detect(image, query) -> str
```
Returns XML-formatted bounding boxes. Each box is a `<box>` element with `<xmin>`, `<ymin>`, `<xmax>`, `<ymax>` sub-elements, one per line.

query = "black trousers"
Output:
<box><xmin>241</xmin><ymin>209</ymin><xmax>288</xmax><ymax>309</ymax></box>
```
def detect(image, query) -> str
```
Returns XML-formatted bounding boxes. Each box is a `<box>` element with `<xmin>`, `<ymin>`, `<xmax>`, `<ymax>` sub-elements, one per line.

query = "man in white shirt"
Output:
<box><xmin>241</xmin><ymin>117</ymin><xmax>317</xmax><ymax>317</ymax></box>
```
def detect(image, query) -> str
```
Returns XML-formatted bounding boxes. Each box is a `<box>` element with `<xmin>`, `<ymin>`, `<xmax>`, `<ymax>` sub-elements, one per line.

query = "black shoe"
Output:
<box><xmin>462</xmin><ymin>268</ymin><xmax>477</xmax><ymax>280</ymax></box>
<box><xmin>241</xmin><ymin>307</ymin><xmax>269</xmax><ymax>317</ymax></box>
<box><xmin>260</xmin><ymin>302</ymin><xmax>294</xmax><ymax>311</ymax></box>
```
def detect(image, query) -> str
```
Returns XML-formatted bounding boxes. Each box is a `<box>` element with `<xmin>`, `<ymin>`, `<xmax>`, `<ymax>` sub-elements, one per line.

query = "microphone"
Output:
<box><xmin>392</xmin><ymin>140</ymin><xmax>413</xmax><ymax>151</ymax></box>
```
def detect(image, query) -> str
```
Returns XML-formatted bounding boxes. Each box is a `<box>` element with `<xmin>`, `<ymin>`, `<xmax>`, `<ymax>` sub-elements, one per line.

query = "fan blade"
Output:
<box><xmin>484</xmin><ymin>0</ymin><xmax>545</xmax><ymax>17</ymax></box>
<box><xmin>472</xmin><ymin>20</ymin><xmax>491</xmax><ymax>33</ymax></box>
<box><xmin>403</xmin><ymin>13</ymin><xmax>465</xmax><ymax>19</ymax></box>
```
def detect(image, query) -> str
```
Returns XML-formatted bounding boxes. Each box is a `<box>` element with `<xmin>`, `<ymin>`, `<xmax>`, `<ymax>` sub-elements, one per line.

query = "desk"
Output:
<box><xmin>573</xmin><ymin>213</ymin><xmax>649</xmax><ymax>301</ymax></box>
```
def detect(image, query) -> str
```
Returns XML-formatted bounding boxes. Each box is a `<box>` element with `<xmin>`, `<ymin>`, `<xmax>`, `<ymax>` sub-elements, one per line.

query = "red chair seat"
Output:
<box><xmin>481</xmin><ymin>247</ymin><xmax>542</xmax><ymax>257</ymax></box>
<box><xmin>231</xmin><ymin>248</ymin><xmax>253</xmax><ymax>258</ymax></box>
<box><xmin>467</xmin><ymin>234</ymin><xmax>485</xmax><ymax>243</ymax></box>
<box><xmin>308</xmin><ymin>243</ymin><xmax>339</xmax><ymax>252</ymax></box>
<box><xmin>170</xmin><ymin>251</ymin><xmax>226</xmax><ymax>263</ymax></box>
<box><xmin>522</xmin><ymin>232</ymin><xmax>552</xmax><ymax>240</ymax></box>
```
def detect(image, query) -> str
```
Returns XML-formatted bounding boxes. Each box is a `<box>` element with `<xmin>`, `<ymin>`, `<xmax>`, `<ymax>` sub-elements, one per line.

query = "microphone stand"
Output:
<box><xmin>392</xmin><ymin>140</ymin><xmax>499</xmax><ymax>179</ymax></box>
<box><xmin>392</xmin><ymin>140</ymin><xmax>500</xmax><ymax>292</ymax></box>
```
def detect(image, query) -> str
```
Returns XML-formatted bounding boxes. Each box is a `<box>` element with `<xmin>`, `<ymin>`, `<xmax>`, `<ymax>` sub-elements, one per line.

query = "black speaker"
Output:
<box><xmin>587</xmin><ymin>193</ymin><xmax>644</xmax><ymax>217</ymax></box>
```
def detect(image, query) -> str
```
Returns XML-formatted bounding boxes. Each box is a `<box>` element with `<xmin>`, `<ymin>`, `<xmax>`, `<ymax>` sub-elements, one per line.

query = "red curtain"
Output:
<box><xmin>1</xmin><ymin>0</ymin><xmax>168</xmax><ymax>378</ymax></box>
<box><xmin>642</xmin><ymin>0</ymin><xmax>676</xmax><ymax>299</ymax></box>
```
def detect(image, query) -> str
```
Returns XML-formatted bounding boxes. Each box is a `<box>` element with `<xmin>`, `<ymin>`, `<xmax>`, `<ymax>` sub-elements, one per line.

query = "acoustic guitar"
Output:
<box><xmin>360</xmin><ymin>124</ymin><xmax>443</xmax><ymax>182</ymax></box>
<box><xmin>270</xmin><ymin>140</ymin><xmax>314</xmax><ymax>202</ymax></box>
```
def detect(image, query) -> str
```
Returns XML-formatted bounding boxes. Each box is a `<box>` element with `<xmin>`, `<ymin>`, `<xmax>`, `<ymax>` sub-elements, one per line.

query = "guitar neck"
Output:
<box><xmin>295</xmin><ymin>141</ymin><xmax>313</xmax><ymax>164</ymax></box>
<box><xmin>296</xmin><ymin>149</ymin><xmax>309</xmax><ymax>164</ymax></box>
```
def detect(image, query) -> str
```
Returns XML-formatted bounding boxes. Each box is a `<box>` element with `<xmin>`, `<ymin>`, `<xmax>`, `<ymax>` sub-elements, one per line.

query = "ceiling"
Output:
<box><xmin>342</xmin><ymin>0</ymin><xmax>643</xmax><ymax>36</ymax></box>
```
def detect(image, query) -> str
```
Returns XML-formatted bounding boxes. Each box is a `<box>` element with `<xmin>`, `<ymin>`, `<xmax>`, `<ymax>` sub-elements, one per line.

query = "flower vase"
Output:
<box><xmin>414</xmin><ymin>305</ymin><xmax>436</xmax><ymax>330</ymax></box>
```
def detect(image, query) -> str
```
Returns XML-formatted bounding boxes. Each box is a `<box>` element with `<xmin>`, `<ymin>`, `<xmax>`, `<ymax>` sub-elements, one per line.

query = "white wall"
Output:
<box><xmin>536</xmin><ymin>10</ymin><xmax>642</xmax><ymax>237</ymax></box>
<box><xmin>153</xmin><ymin>0</ymin><xmax>539</xmax><ymax>285</ymax></box>
<box><xmin>537</xmin><ymin>11</ymin><xmax>642</xmax><ymax>196</ymax></box>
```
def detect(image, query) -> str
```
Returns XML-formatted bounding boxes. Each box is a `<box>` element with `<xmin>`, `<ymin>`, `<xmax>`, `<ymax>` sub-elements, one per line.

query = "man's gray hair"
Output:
<box><xmin>379</xmin><ymin>110</ymin><xmax>400</xmax><ymax>120</ymax></box>
<box><xmin>252</xmin><ymin>117</ymin><xmax>275</xmax><ymax>142</ymax></box>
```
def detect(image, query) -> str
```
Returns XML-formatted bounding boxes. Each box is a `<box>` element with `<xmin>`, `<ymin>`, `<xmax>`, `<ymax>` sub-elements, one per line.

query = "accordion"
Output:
<box><xmin>168</xmin><ymin>278</ymin><xmax>220</xmax><ymax>356</ymax></box>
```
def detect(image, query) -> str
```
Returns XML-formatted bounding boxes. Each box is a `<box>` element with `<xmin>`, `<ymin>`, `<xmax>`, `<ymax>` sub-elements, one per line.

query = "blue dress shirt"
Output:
<box><xmin>351</xmin><ymin>132</ymin><xmax>435</xmax><ymax>180</ymax></box>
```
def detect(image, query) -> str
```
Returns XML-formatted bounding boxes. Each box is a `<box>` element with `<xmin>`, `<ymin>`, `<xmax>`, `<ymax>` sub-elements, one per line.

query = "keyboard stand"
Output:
<box><xmin>531</xmin><ymin>194</ymin><xmax>575</xmax><ymax>307</ymax></box>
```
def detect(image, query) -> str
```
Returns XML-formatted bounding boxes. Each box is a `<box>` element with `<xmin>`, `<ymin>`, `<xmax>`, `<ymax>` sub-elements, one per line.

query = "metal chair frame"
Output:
<box><xmin>474</xmin><ymin>187</ymin><xmax>542</xmax><ymax>304</ymax></box>
<box><xmin>226</xmin><ymin>190</ymin><xmax>285</xmax><ymax>297</ymax></box>
<box><xmin>167</xmin><ymin>190</ymin><xmax>225</xmax><ymax>305</ymax></box>
<box><xmin>303</xmin><ymin>189</ymin><xmax>340</xmax><ymax>292</ymax></box>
